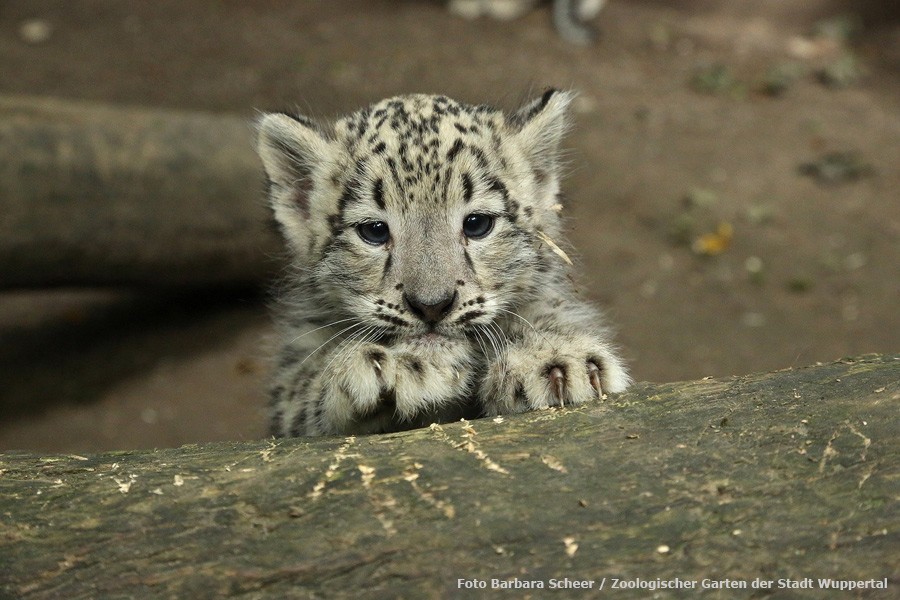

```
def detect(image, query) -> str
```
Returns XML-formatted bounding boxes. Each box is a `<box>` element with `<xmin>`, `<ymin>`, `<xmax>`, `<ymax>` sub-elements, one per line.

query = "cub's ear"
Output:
<box><xmin>507</xmin><ymin>89</ymin><xmax>574</xmax><ymax>175</ymax></box>
<box><xmin>256</xmin><ymin>112</ymin><xmax>338</xmax><ymax>216</ymax></box>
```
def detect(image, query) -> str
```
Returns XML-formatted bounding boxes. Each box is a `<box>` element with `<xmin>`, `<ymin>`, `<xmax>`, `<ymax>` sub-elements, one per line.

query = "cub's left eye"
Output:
<box><xmin>462</xmin><ymin>213</ymin><xmax>494</xmax><ymax>239</ymax></box>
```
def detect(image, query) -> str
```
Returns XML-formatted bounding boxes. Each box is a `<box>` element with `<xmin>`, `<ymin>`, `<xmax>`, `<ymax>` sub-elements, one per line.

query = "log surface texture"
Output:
<box><xmin>1</xmin><ymin>354</ymin><xmax>899</xmax><ymax>599</ymax></box>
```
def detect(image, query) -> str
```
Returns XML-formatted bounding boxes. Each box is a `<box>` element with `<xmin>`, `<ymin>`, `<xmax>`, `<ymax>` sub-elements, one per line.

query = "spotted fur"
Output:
<box><xmin>257</xmin><ymin>91</ymin><xmax>630</xmax><ymax>436</ymax></box>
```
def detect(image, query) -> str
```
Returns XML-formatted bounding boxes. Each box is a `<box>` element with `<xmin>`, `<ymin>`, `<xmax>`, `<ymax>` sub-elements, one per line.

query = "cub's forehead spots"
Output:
<box><xmin>339</xmin><ymin>96</ymin><xmax>502</xmax><ymax>159</ymax></box>
<box><xmin>340</xmin><ymin>94</ymin><xmax>500</xmax><ymax>136</ymax></box>
<box><xmin>333</xmin><ymin>95</ymin><xmax>507</xmax><ymax>209</ymax></box>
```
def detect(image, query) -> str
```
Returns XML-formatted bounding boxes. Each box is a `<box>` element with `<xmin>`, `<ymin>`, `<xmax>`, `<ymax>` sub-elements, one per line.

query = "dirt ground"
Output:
<box><xmin>1</xmin><ymin>0</ymin><xmax>898</xmax><ymax>453</ymax></box>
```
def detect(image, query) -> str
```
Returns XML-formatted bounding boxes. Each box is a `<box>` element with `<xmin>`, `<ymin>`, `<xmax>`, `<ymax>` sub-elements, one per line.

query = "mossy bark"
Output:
<box><xmin>2</xmin><ymin>354</ymin><xmax>898</xmax><ymax>599</ymax></box>
<box><xmin>0</xmin><ymin>95</ymin><xmax>279</xmax><ymax>289</ymax></box>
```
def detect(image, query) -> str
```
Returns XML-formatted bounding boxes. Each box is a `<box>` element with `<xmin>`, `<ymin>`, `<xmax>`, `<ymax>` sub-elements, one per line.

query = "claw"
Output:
<box><xmin>549</xmin><ymin>366</ymin><xmax>567</xmax><ymax>406</ymax></box>
<box><xmin>371</xmin><ymin>358</ymin><xmax>385</xmax><ymax>386</ymax></box>
<box><xmin>588</xmin><ymin>362</ymin><xmax>603</xmax><ymax>399</ymax></box>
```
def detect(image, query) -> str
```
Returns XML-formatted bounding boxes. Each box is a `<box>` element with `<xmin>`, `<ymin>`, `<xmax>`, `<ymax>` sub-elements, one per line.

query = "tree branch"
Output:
<box><xmin>0</xmin><ymin>96</ymin><xmax>279</xmax><ymax>289</ymax></box>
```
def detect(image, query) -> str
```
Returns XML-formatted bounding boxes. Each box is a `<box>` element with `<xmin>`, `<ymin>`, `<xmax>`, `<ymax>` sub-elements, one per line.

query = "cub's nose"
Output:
<box><xmin>403</xmin><ymin>291</ymin><xmax>458</xmax><ymax>325</ymax></box>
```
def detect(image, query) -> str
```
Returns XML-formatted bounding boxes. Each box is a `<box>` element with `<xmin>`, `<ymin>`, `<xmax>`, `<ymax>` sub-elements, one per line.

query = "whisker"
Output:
<box><xmin>471</xmin><ymin>327</ymin><xmax>490</xmax><ymax>361</ymax></box>
<box><xmin>479</xmin><ymin>323</ymin><xmax>505</xmax><ymax>389</ymax></box>
<box><xmin>344</xmin><ymin>325</ymin><xmax>385</xmax><ymax>371</ymax></box>
<box><xmin>287</xmin><ymin>317</ymin><xmax>361</xmax><ymax>345</ymax></box>
<box><xmin>322</xmin><ymin>324</ymin><xmax>377</xmax><ymax>387</ymax></box>
<box><xmin>482</xmin><ymin>322</ymin><xmax>510</xmax><ymax>391</ymax></box>
<box><xmin>477</xmin><ymin>324</ymin><xmax>497</xmax><ymax>359</ymax></box>
<box><xmin>472</xmin><ymin>329</ymin><xmax>502</xmax><ymax>384</ymax></box>
<box><xmin>298</xmin><ymin>321</ymin><xmax>367</xmax><ymax>369</ymax></box>
<box><xmin>486</xmin><ymin>319</ymin><xmax>510</xmax><ymax>346</ymax></box>
<box><xmin>495</xmin><ymin>307</ymin><xmax>555</xmax><ymax>350</ymax></box>
<box><xmin>494</xmin><ymin>308</ymin><xmax>539</xmax><ymax>335</ymax></box>
<box><xmin>330</xmin><ymin>323</ymin><xmax>387</xmax><ymax>383</ymax></box>
<box><xmin>471</xmin><ymin>326</ymin><xmax>498</xmax><ymax>389</ymax></box>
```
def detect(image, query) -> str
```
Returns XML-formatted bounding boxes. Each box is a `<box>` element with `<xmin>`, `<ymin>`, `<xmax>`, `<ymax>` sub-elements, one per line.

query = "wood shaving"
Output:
<box><xmin>540</xmin><ymin>454</ymin><xmax>568</xmax><ymax>473</ymax></box>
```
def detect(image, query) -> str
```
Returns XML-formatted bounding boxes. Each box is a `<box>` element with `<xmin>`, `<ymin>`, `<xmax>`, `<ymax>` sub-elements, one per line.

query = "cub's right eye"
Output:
<box><xmin>357</xmin><ymin>221</ymin><xmax>390</xmax><ymax>245</ymax></box>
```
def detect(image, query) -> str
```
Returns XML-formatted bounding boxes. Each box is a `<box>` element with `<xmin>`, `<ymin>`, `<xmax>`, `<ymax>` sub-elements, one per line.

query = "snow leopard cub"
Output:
<box><xmin>448</xmin><ymin>0</ymin><xmax>607</xmax><ymax>45</ymax></box>
<box><xmin>257</xmin><ymin>90</ymin><xmax>630</xmax><ymax>437</ymax></box>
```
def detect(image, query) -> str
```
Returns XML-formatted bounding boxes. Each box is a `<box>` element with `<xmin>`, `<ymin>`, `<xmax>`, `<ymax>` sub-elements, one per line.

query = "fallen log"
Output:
<box><xmin>0</xmin><ymin>96</ymin><xmax>279</xmax><ymax>289</ymax></box>
<box><xmin>1</xmin><ymin>354</ymin><xmax>898</xmax><ymax>599</ymax></box>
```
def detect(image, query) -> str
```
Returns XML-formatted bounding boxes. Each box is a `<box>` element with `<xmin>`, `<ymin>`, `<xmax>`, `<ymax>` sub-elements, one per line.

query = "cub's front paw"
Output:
<box><xmin>480</xmin><ymin>335</ymin><xmax>629</xmax><ymax>415</ymax></box>
<box><xmin>322</xmin><ymin>340</ymin><xmax>474</xmax><ymax>433</ymax></box>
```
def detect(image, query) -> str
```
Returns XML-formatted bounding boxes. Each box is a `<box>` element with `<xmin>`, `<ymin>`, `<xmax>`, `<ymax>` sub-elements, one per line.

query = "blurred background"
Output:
<box><xmin>1</xmin><ymin>0</ymin><xmax>898</xmax><ymax>453</ymax></box>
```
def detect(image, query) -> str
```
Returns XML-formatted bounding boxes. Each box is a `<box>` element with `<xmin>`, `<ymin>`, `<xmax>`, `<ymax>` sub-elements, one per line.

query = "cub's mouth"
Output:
<box><xmin>403</xmin><ymin>330</ymin><xmax>461</xmax><ymax>348</ymax></box>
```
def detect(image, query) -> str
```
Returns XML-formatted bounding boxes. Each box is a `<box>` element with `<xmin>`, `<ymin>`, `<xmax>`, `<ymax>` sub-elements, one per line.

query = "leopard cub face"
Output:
<box><xmin>256</xmin><ymin>90</ymin><xmax>630</xmax><ymax>437</ymax></box>
<box><xmin>258</xmin><ymin>91</ymin><xmax>573</xmax><ymax>349</ymax></box>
